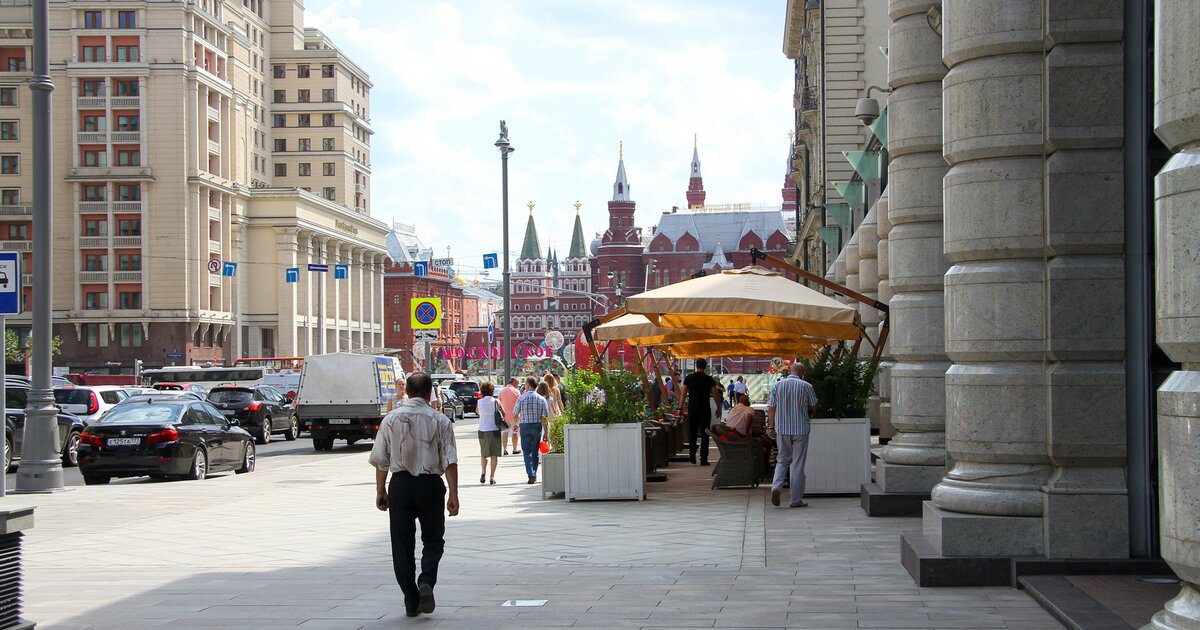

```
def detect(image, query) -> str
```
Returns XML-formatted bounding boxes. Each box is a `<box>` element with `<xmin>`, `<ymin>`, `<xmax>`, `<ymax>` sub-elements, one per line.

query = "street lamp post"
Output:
<box><xmin>494</xmin><ymin>121</ymin><xmax>514</xmax><ymax>383</ymax></box>
<box><xmin>607</xmin><ymin>271</ymin><xmax>625</xmax><ymax>306</ymax></box>
<box><xmin>644</xmin><ymin>258</ymin><xmax>656</xmax><ymax>292</ymax></box>
<box><xmin>16</xmin><ymin>0</ymin><xmax>64</xmax><ymax>492</ymax></box>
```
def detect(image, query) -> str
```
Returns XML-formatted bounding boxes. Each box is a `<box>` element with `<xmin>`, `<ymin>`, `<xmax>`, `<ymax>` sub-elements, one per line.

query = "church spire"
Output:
<box><xmin>519</xmin><ymin>201</ymin><xmax>542</xmax><ymax>260</ymax></box>
<box><xmin>686</xmin><ymin>134</ymin><xmax>706</xmax><ymax>208</ymax></box>
<box><xmin>612</xmin><ymin>142</ymin><xmax>631</xmax><ymax>202</ymax></box>
<box><xmin>568</xmin><ymin>201</ymin><xmax>587</xmax><ymax>259</ymax></box>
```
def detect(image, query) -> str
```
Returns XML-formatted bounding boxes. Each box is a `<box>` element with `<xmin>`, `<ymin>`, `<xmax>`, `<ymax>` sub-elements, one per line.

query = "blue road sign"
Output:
<box><xmin>222</xmin><ymin>261</ymin><xmax>238</xmax><ymax>277</ymax></box>
<box><xmin>308</xmin><ymin>263</ymin><xmax>329</xmax><ymax>273</ymax></box>
<box><xmin>413</xmin><ymin>261</ymin><xmax>429</xmax><ymax>277</ymax></box>
<box><xmin>285</xmin><ymin>267</ymin><xmax>300</xmax><ymax>283</ymax></box>
<box><xmin>0</xmin><ymin>252</ymin><xmax>20</xmax><ymax>315</ymax></box>
<box><xmin>483</xmin><ymin>253</ymin><xmax>498</xmax><ymax>269</ymax></box>
<box><xmin>166</xmin><ymin>349</ymin><xmax>185</xmax><ymax>359</ymax></box>
<box><xmin>487</xmin><ymin>323</ymin><xmax>494</xmax><ymax>344</ymax></box>
<box><xmin>334</xmin><ymin>264</ymin><xmax>349</xmax><ymax>279</ymax></box>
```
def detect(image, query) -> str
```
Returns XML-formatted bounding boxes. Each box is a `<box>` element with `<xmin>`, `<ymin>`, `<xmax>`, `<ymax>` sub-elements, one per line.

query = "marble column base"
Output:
<box><xmin>879</xmin><ymin>461</ymin><xmax>946</xmax><ymax>494</ymax></box>
<box><xmin>1142</xmin><ymin>583</ymin><xmax>1200</xmax><ymax>630</ymax></box>
<box><xmin>924</xmin><ymin>502</ymin><xmax>1044</xmax><ymax>557</ymax></box>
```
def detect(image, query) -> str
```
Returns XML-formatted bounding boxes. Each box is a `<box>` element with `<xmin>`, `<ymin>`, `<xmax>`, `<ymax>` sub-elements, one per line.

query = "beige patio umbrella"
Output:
<box><xmin>594</xmin><ymin>313</ymin><xmax>834</xmax><ymax>349</ymax></box>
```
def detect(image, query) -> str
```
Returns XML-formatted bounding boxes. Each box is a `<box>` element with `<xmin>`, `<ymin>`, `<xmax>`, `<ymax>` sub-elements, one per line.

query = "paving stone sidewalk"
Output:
<box><xmin>9</xmin><ymin>421</ymin><xmax>1065</xmax><ymax>629</ymax></box>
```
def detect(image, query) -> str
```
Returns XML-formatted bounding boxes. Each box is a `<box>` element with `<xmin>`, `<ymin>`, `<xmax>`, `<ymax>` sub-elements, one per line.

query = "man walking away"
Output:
<box><xmin>370</xmin><ymin>372</ymin><xmax>460</xmax><ymax>617</ymax></box>
<box><xmin>497</xmin><ymin>377</ymin><xmax>521</xmax><ymax>455</ymax></box>
<box><xmin>766</xmin><ymin>363</ymin><xmax>818</xmax><ymax>508</ymax></box>
<box><xmin>513</xmin><ymin>376</ymin><xmax>550</xmax><ymax>483</ymax></box>
<box><xmin>679</xmin><ymin>358</ymin><xmax>720</xmax><ymax>465</ymax></box>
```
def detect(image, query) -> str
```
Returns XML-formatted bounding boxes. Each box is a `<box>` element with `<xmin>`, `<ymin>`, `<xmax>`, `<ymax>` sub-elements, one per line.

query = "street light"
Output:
<box><xmin>607</xmin><ymin>271</ymin><xmax>625</xmax><ymax>306</ymax></box>
<box><xmin>644</xmin><ymin>258</ymin><xmax>657</xmax><ymax>292</ymax></box>
<box><xmin>494</xmin><ymin>121</ymin><xmax>515</xmax><ymax>383</ymax></box>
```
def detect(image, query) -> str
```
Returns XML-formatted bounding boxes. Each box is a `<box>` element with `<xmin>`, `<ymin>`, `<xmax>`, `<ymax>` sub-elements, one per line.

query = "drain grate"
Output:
<box><xmin>591</xmin><ymin>523</ymin><xmax>619</xmax><ymax>527</ymax></box>
<box><xmin>502</xmin><ymin>600</ymin><xmax>548</xmax><ymax>607</ymax></box>
<box><xmin>555</xmin><ymin>554</ymin><xmax>590</xmax><ymax>561</ymax></box>
<box><xmin>1137</xmin><ymin>577</ymin><xmax>1181</xmax><ymax>585</ymax></box>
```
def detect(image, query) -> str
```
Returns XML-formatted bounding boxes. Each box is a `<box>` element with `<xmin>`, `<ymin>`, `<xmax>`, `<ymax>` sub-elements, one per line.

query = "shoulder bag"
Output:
<box><xmin>492</xmin><ymin>399</ymin><xmax>509</xmax><ymax>431</ymax></box>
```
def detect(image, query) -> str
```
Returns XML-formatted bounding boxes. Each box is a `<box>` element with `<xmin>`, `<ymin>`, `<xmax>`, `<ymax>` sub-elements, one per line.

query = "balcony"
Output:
<box><xmin>111</xmin><ymin>96</ymin><xmax>140</xmax><ymax>108</ymax></box>
<box><xmin>207</xmin><ymin>139</ymin><xmax>220</xmax><ymax>154</ymax></box>
<box><xmin>21</xmin><ymin>274</ymin><xmax>31</xmax><ymax>287</ymax></box>
<box><xmin>113</xmin><ymin>200</ymin><xmax>142</xmax><ymax>213</ymax></box>
<box><xmin>67</xmin><ymin>166</ymin><xmax>153</xmax><ymax>180</ymax></box>
<box><xmin>0</xmin><ymin>240</ymin><xmax>30</xmax><ymax>251</ymax></box>
<box><xmin>207</xmin><ymin>103</ymin><xmax>220</xmax><ymax>120</ymax></box>
<box><xmin>111</xmin><ymin>131</ymin><xmax>142</xmax><ymax>143</ymax></box>
<box><xmin>78</xmin><ymin>236</ymin><xmax>108</xmax><ymax>248</ymax></box>
<box><xmin>76</xmin><ymin>96</ymin><xmax>107</xmax><ymax>109</ymax></box>
<box><xmin>78</xmin><ymin>271</ymin><xmax>108</xmax><ymax>283</ymax></box>
<box><xmin>355</xmin><ymin>184</ymin><xmax>367</xmax><ymax>194</ymax></box>
<box><xmin>208</xmin><ymin>239</ymin><xmax>221</xmax><ymax>253</ymax></box>
<box><xmin>0</xmin><ymin>203</ymin><xmax>31</xmax><ymax>216</ymax></box>
<box><xmin>113</xmin><ymin>235</ymin><xmax>141</xmax><ymax>248</ymax></box>
<box><xmin>112</xmin><ymin>271</ymin><xmax>141</xmax><ymax>283</ymax></box>
<box><xmin>207</xmin><ymin>205</ymin><xmax>221</xmax><ymax>221</ymax></box>
<box><xmin>78</xmin><ymin>200</ymin><xmax>109</xmax><ymax>214</ymax></box>
<box><xmin>77</xmin><ymin>131</ymin><xmax>107</xmax><ymax>143</ymax></box>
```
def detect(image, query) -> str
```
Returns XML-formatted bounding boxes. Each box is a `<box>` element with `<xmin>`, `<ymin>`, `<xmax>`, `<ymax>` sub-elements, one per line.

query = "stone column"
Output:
<box><xmin>845</xmin><ymin>231</ymin><xmax>860</xmax><ymax>304</ymax></box>
<box><xmin>274</xmin><ymin>227</ymin><xmax>298</xmax><ymax>356</ymax></box>
<box><xmin>875</xmin><ymin>191</ymin><xmax>895</xmax><ymax>441</ymax></box>
<box><xmin>298</xmin><ymin>232</ymin><xmax>313</xmax><ymax>355</ymax></box>
<box><xmin>1146</xmin><ymin>1</ymin><xmax>1200</xmax><ymax>625</ymax></box>
<box><xmin>858</xmin><ymin>207</ymin><xmax>881</xmax><ymax>427</ymax></box>
<box><xmin>878</xmin><ymin>0</ymin><xmax>950</xmax><ymax>496</ymax></box>
<box><xmin>929</xmin><ymin>0</ymin><xmax>1052</xmax><ymax>556</ymax></box>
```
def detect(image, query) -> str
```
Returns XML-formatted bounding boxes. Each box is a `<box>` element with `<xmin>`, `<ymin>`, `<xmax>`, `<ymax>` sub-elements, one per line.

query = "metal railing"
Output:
<box><xmin>112</xmin><ymin>201</ymin><xmax>142</xmax><ymax>213</ymax></box>
<box><xmin>78</xmin><ymin>236</ymin><xmax>107</xmax><ymax>248</ymax></box>
<box><xmin>112</xmin><ymin>271</ymin><xmax>142</xmax><ymax>283</ymax></box>
<box><xmin>112</xmin><ymin>236</ymin><xmax>141</xmax><ymax>248</ymax></box>
<box><xmin>0</xmin><ymin>203</ymin><xmax>31</xmax><ymax>215</ymax></box>
<box><xmin>79</xmin><ymin>271</ymin><xmax>109</xmax><ymax>283</ymax></box>
<box><xmin>77</xmin><ymin>131</ymin><xmax>107</xmax><ymax>143</ymax></box>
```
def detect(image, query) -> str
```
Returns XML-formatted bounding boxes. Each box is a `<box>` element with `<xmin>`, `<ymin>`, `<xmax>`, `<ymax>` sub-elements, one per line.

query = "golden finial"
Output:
<box><xmin>694</xmin><ymin>133</ymin><xmax>697</xmax><ymax>149</ymax></box>
<box><xmin>527</xmin><ymin>201</ymin><xmax>535</xmax><ymax>214</ymax></box>
<box><xmin>787</xmin><ymin>130</ymin><xmax>794</xmax><ymax>144</ymax></box>
<box><xmin>573</xmin><ymin>200</ymin><xmax>582</xmax><ymax>214</ymax></box>
<box><xmin>619</xmin><ymin>141</ymin><xmax>623</xmax><ymax>161</ymax></box>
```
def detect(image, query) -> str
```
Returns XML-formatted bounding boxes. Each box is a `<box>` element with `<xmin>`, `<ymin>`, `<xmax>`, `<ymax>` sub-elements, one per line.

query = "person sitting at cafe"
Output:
<box><xmin>721</xmin><ymin>394</ymin><xmax>755</xmax><ymax>437</ymax></box>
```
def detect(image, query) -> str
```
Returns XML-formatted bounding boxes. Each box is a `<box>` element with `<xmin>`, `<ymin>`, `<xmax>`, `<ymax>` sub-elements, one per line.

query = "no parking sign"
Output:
<box><xmin>411</xmin><ymin>298</ymin><xmax>441</xmax><ymax>330</ymax></box>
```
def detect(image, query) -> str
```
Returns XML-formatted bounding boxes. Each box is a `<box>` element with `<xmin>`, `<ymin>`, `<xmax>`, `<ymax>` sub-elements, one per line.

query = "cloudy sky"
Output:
<box><xmin>304</xmin><ymin>0</ymin><xmax>794</xmax><ymax>277</ymax></box>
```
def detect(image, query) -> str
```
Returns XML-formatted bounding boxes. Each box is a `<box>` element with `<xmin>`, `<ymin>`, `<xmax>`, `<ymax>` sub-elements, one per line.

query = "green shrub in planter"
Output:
<box><xmin>800</xmin><ymin>346</ymin><xmax>876</xmax><ymax>418</ymax></box>
<box><xmin>561</xmin><ymin>367</ymin><xmax>645</xmax><ymax>426</ymax></box>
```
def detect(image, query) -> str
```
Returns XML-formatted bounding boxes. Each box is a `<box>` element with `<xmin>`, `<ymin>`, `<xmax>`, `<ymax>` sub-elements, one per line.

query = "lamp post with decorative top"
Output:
<box><xmin>494</xmin><ymin>121</ymin><xmax>515</xmax><ymax>383</ymax></box>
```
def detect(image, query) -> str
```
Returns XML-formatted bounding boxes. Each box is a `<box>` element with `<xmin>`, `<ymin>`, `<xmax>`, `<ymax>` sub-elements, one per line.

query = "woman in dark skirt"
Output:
<box><xmin>476</xmin><ymin>382</ymin><xmax>504</xmax><ymax>484</ymax></box>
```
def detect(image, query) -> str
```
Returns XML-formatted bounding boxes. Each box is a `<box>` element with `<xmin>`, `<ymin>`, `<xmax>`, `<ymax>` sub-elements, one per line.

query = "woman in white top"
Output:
<box><xmin>476</xmin><ymin>382</ymin><xmax>504</xmax><ymax>485</ymax></box>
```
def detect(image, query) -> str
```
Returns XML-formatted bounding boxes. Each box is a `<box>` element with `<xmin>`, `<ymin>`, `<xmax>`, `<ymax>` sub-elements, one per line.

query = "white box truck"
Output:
<box><xmin>295</xmin><ymin>353</ymin><xmax>402</xmax><ymax>451</ymax></box>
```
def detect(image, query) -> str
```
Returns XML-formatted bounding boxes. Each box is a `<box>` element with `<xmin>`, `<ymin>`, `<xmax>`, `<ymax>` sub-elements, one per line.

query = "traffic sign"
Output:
<box><xmin>410</xmin><ymin>297</ymin><xmax>441</xmax><ymax>329</ymax></box>
<box><xmin>483</xmin><ymin>253</ymin><xmax>498</xmax><ymax>269</ymax></box>
<box><xmin>413</xmin><ymin>261</ymin><xmax>429</xmax><ymax>277</ymax></box>
<box><xmin>222</xmin><ymin>261</ymin><xmax>237</xmax><ymax>277</ymax></box>
<box><xmin>487</xmin><ymin>323</ymin><xmax>494</xmax><ymax>344</ymax></box>
<box><xmin>415</xmin><ymin>329</ymin><xmax>438</xmax><ymax>342</ymax></box>
<box><xmin>0</xmin><ymin>252</ymin><xmax>20</xmax><ymax>315</ymax></box>
<box><xmin>166</xmin><ymin>349</ymin><xmax>185</xmax><ymax>359</ymax></box>
<box><xmin>285</xmin><ymin>267</ymin><xmax>299</xmax><ymax>283</ymax></box>
<box><xmin>207</xmin><ymin>259</ymin><xmax>221</xmax><ymax>274</ymax></box>
<box><xmin>307</xmin><ymin>263</ymin><xmax>329</xmax><ymax>273</ymax></box>
<box><xmin>334</xmin><ymin>264</ymin><xmax>349</xmax><ymax>279</ymax></box>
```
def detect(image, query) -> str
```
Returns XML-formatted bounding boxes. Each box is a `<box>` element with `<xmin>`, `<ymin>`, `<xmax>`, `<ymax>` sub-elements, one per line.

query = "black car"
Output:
<box><xmin>77</xmin><ymin>399</ymin><xmax>255</xmax><ymax>485</ymax></box>
<box><xmin>446</xmin><ymin>380</ymin><xmax>481</xmax><ymax>415</ymax></box>
<box><xmin>5</xmin><ymin>383</ymin><xmax>87</xmax><ymax>470</ymax></box>
<box><xmin>207</xmin><ymin>385</ymin><xmax>298</xmax><ymax>445</ymax></box>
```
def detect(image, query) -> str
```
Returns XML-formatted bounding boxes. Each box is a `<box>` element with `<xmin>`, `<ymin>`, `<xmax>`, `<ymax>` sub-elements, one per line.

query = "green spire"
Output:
<box><xmin>568</xmin><ymin>201</ymin><xmax>587</xmax><ymax>259</ymax></box>
<box><xmin>519</xmin><ymin>201</ymin><xmax>542</xmax><ymax>260</ymax></box>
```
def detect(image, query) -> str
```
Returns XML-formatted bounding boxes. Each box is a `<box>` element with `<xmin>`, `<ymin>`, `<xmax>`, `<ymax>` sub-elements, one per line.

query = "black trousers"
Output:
<box><xmin>388</xmin><ymin>471</ymin><xmax>446</xmax><ymax>612</ymax></box>
<box><xmin>688</xmin><ymin>416</ymin><xmax>711</xmax><ymax>464</ymax></box>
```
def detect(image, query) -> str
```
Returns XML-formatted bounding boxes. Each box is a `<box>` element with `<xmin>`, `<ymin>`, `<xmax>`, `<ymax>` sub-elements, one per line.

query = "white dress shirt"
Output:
<box><xmin>369</xmin><ymin>397</ymin><xmax>458</xmax><ymax>475</ymax></box>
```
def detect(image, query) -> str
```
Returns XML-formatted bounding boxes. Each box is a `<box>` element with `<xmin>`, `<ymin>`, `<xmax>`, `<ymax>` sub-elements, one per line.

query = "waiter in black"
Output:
<box><xmin>370</xmin><ymin>372</ymin><xmax>460</xmax><ymax>617</ymax></box>
<box><xmin>679</xmin><ymin>358</ymin><xmax>721</xmax><ymax>465</ymax></box>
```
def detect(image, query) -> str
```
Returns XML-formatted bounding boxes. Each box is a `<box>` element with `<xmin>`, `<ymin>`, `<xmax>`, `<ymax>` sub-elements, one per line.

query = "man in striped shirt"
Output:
<box><xmin>767</xmin><ymin>363</ymin><xmax>818</xmax><ymax>508</ymax></box>
<box><xmin>513</xmin><ymin>377</ymin><xmax>550</xmax><ymax>484</ymax></box>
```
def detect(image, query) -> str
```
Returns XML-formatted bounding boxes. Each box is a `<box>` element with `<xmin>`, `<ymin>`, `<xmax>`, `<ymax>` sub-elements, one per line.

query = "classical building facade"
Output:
<box><xmin>0</xmin><ymin>0</ymin><xmax>386</xmax><ymax>373</ymax></box>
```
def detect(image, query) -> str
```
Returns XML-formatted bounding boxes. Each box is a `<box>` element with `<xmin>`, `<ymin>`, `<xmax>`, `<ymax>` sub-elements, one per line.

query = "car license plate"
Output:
<box><xmin>328</xmin><ymin>418</ymin><xmax>351</xmax><ymax>425</ymax></box>
<box><xmin>107</xmin><ymin>437</ymin><xmax>140</xmax><ymax>446</ymax></box>
<box><xmin>221</xmin><ymin>410</ymin><xmax>235</xmax><ymax>416</ymax></box>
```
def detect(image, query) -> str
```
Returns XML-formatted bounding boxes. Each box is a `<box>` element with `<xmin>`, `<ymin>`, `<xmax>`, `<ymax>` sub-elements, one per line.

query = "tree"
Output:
<box><xmin>4</xmin><ymin>329</ymin><xmax>62</xmax><ymax>363</ymax></box>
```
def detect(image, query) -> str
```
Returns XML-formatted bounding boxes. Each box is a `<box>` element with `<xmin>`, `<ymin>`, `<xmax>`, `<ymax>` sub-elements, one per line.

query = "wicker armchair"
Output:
<box><xmin>707</xmin><ymin>428</ymin><xmax>764</xmax><ymax>489</ymax></box>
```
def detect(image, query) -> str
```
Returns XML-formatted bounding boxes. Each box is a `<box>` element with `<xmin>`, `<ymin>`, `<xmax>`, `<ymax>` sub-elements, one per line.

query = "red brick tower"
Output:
<box><xmin>686</xmin><ymin>134</ymin><xmax>706</xmax><ymax>209</ymax></box>
<box><xmin>593</xmin><ymin>143</ymin><xmax>645</xmax><ymax>309</ymax></box>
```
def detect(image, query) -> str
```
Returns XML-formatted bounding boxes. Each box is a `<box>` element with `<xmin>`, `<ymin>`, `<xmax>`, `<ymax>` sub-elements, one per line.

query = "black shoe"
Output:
<box><xmin>771</xmin><ymin>489</ymin><xmax>781</xmax><ymax>507</ymax></box>
<box><xmin>406</xmin><ymin>610</ymin><xmax>420</xmax><ymax>618</ymax></box>
<box><xmin>700</xmin><ymin>461</ymin><xmax>710</xmax><ymax>466</ymax></box>
<box><xmin>418</xmin><ymin>582</ymin><xmax>435</xmax><ymax>614</ymax></box>
<box><xmin>527</xmin><ymin>476</ymin><xmax>536</xmax><ymax>484</ymax></box>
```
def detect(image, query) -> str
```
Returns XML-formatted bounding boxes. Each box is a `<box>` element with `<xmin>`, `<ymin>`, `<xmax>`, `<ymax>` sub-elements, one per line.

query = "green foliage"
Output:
<box><xmin>561</xmin><ymin>367</ymin><xmax>645</xmax><ymax>426</ymax></box>
<box><xmin>800</xmin><ymin>346</ymin><xmax>876</xmax><ymax>418</ymax></box>
<box><xmin>4</xmin><ymin>330</ymin><xmax>62</xmax><ymax>362</ymax></box>
<box><xmin>546</xmin><ymin>414</ymin><xmax>566</xmax><ymax>452</ymax></box>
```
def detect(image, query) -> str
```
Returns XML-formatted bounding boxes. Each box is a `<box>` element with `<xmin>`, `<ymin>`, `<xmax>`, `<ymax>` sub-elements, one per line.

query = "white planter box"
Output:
<box><xmin>565</xmin><ymin>423</ymin><xmax>645</xmax><ymax>501</ymax></box>
<box><xmin>541</xmin><ymin>452</ymin><xmax>565</xmax><ymax>499</ymax></box>
<box><xmin>804</xmin><ymin>417</ymin><xmax>871</xmax><ymax>494</ymax></box>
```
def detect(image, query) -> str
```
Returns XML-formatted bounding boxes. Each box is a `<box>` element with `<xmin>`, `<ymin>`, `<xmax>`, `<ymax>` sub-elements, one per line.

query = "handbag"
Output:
<box><xmin>493</xmin><ymin>403</ymin><xmax>509</xmax><ymax>431</ymax></box>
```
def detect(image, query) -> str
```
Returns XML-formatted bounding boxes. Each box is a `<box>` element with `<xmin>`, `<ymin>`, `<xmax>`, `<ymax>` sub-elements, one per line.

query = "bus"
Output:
<box><xmin>141</xmin><ymin>366</ymin><xmax>267</xmax><ymax>392</ymax></box>
<box><xmin>233</xmin><ymin>357</ymin><xmax>303</xmax><ymax>397</ymax></box>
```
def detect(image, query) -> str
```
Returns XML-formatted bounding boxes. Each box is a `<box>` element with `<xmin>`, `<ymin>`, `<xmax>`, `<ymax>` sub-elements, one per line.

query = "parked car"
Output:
<box><xmin>77</xmin><ymin>399</ymin><xmax>255</xmax><ymax>485</ymax></box>
<box><xmin>439</xmin><ymin>388</ymin><xmax>465</xmax><ymax>422</ymax></box>
<box><xmin>116</xmin><ymin>392</ymin><xmax>206</xmax><ymax>407</ymax></box>
<box><xmin>446</xmin><ymin>380</ymin><xmax>482</xmax><ymax>415</ymax></box>
<box><xmin>53</xmin><ymin>385</ymin><xmax>129</xmax><ymax>425</ymax></box>
<box><xmin>5</xmin><ymin>383</ymin><xmax>87</xmax><ymax>470</ymax></box>
<box><xmin>6</xmin><ymin>375</ymin><xmax>73</xmax><ymax>388</ymax></box>
<box><xmin>207</xmin><ymin>385</ymin><xmax>298</xmax><ymax>444</ymax></box>
<box><xmin>152</xmin><ymin>383</ymin><xmax>208</xmax><ymax>395</ymax></box>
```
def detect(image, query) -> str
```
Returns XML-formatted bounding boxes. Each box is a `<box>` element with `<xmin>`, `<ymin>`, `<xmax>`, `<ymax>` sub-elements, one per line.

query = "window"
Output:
<box><xmin>81</xmin><ymin>46</ymin><xmax>105</xmax><ymax>62</ymax></box>
<box><xmin>0</xmin><ymin>121</ymin><xmax>15</xmax><ymax>140</ymax></box>
<box><xmin>85</xmin><ymin>291</ymin><xmax>108</xmax><ymax>310</ymax></box>
<box><xmin>272</xmin><ymin>89</ymin><xmax>285</xmax><ymax>103</ymax></box>
<box><xmin>118</xmin><ymin>291</ymin><xmax>141</xmax><ymax>309</ymax></box>
<box><xmin>1</xmin><ymin>155</ymin><xmax>17</xmax><ymax>174</ymax></box>
<box><xmin>117</xmin><ymin>219</ymin><xmax>140</xmax><ymax>235</ymax></box>
<box><xmin>322</xmin><ymin>137</ymin><xmax>335</xmax><ymax>151</ymax></box>
<box><xmin>272</xmin><ymin>114</ymin><xmax>285</xmax><ymax>128</ymax></box>
<box><xmin>0</xmin><ymin>189</ymin><xmax>17</xmax><ymax>204</ymax></box>
<box><xmin>322</xmin><ymin>113</ymin><xmax>335</xmax><ymax>127</ymax></box>
<box><xmin>392</xmin><ymin>321</ymin><xmax>401</xmax><ymax>333</ymax></box>
<box><xmin>114</xmin><ymin>46</ymin><xmax>139</xmax><ymax>62</ymax></box>
<box><xmin>118</xmin><ymin>253</ymin><xmax>141</xmax><ymax>271</ymax></box>
<box><xmin>6</xmin><ymin>57</ymin><xmax>24</xmax><ymax>72</ymax></box>
<box><xmin>84</xmin><ymin>219</ymin><xmax>108</xmax><ymax>236</ymax></box>
<box><xmin>298</xmin><ymin>162</ymin><xmax>311</xmax><ymax>176</ymax></box>
<box><xmin>81</xmin><ymin>114</ymin><xmax>106</xmax><ymax>131</ymax></box>
<box><xmin>7</xmin><ymin>224</ymin><xmax>26</xmax><ymax>240</ymax></box>
<box><xmin>84</xmin><ymin>254</ymin><xmax>108</xmax><ymax>271</ymax></box>
<box><xmin>117</xmin><ymin>11</ymin><xmax>136</xmax><ymax>28</ymax></box>
<box><xmin>115</xmin><ymin>114</ymin><xmax>138</xmax><ymax>131</ymax></box>
<box><xmin>81</xmin><ymin>148</ymin><xmax>106</xmax><ymax>167</ymax></box>
<box><xmin>113</xmin><ymin>79</ymin><xmax>138</xmax><ymax>96</ymax></box>
<box><xmin>322</xmin><ymin>187</ymin><xmax>335</xmax><ymax>201</ymax></box>
<box><xmin>322</xmin><ymin>162</ymin><xmax>334</xmax><ymax>176</ymax></box>
<box><xmin>80</xmin><ymin>79</ymin><xmax>104</xmax><ymax>96</ymax></box>
<box><xmin>81</xmin><ymin>184</ymin><xmax>106</xmax><ymax>201</ymax></box>
<box><xmin>84</xmin><ymin>323</ymin><xmax>108</xmax><ymax>347</ymax></box>
<box><xmin>296</xmin><ymin>64</ymin><xmax>310</xmax><ymax>78</ymax></box>
<box><xmin>297</xmin><ymin>89</ymin><xmax>310</xmax><ymax>102</ymax></box>
<box><xmin>0</xmin><ymin>87</ymin><xmax>15</xmax><ymax>106</ymax></box>
<box><xmin>298</xmin><ymin>138</ymin><xmax>310</xmax><ymax>151</ymax></box>
<box><xmin>272</xmin><ymin>65</ymin><xmax>285</xmax><ymax>78</ymax></box>
<box><xmin>273</xmin><ymin>138</ymin><xmax>286</xmax><ymax>152</ymax></box>
<box><xmin>83</xmin><ymin>11</ymin><xmax>102</xmax><ymax>29</ymax></box>
<box><xmin>297</xmin><ymin>114</ymin><xmax>310</xmax><ymax>127</ymax></box>
<box><xmin>116</xmin><ymin>184</ymin><xmax>140</xmax><ymax>200</ymax></box>
<box><xmin>322</xmin><ymin>88</ymin><xmax>334</xmax><ymax>102</ymax></box>
<box><xmin>117</xmin><ymin>323</ymin><xmax>143</xmax><ymax>347</ymax></box>
<box><xmin>115</xmin><ymin>148</ymin><xmax>139</xmax><ymax>166</ymax></box>
<box><xmin>274</xmin><ymin>163</ymin><xmax>286</xmax><ymax>177</ymax></box>
<box><xmin>322</xmin><ymin>64</ymin><xmax>334</xmax><ymax>78</ymax></box>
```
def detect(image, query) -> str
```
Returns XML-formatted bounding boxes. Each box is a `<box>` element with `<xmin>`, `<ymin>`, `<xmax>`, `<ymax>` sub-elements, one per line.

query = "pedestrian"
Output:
<box><xmin>678</xmin><ymin>358</ymin><xmax>720</xmax><ymax>465</ymax></box>
<box><xmin>497</xmin><ymin>377</ymin><xmax>521</xmax><ymax>455</ymax></box>
<box><xmin>734</xmin><ymin>375</ymin><xmax>748</xmax><ymax>398</ymax></box>
<box><xmin>369</xmin><ymin>372</ymin><xmax>459</xmax><ymax>618</ymax></box>
<box><xmin>385</xmin><ymin>377</ymin><xmax>406</xmax><ymax>413</ymax></box>
<box><xmin>475</xmin><ymin>382</ymin><xmax>503</xmax><ymax>485</ymax></box>
<box><xmin>725</xmin><ymin>379</ymin><xmax>736</xmax><ymax>410</ymax></box>
<box><xmin>664</xmin><ymin>375</ymin><xmax>676</xmax><ymax>404</ymax></box>
<box><xmin>543</xmin><ymin>372</ymin><xmax>564</xmax><ymax>418</ymax></box>
<box><xmin>513</xmin><ymin>376</ymin><xmax>550</xmax><ymax>484</ymax></box>
<box><xmin>647</xmin><ymin>370</ymin><xmax>663</xmax><ymax>411</ymax></box>
<box><xmin>767</xmin><ymin>363</ymin><xmax>818</xmax><ymax>508</ymax></box>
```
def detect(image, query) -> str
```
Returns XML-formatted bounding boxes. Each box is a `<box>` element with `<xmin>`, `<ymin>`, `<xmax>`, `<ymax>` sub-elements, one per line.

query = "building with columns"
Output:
<box><xmin>784</xmin><ymin>1</ymin><xmax>1200</xmax><ymax>626</ymax></box>
<box><xmin>0</xmin><ymin>0</ymin><xmax>387</xmax><ymax>372</ymax></box>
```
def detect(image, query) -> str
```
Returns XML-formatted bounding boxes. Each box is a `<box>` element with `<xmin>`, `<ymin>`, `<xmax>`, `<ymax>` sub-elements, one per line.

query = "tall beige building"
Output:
<box><xmin>0</xmin><ymin>0</ymin><xmax>388</xmax><ymax>372</ymax></box>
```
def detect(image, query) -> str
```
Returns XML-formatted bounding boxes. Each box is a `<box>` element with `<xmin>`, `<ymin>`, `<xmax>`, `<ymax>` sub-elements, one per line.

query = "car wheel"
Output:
<box><xmin>186</xmin><ymin>448</ymin><xmax>208</xmax><ymax>480</ymax></box>
<box><xmin>61</xmin><ymin>430</ymin><xmax>82</xmax><ymax>467</ymax></box>
<box><xmin>284</xmin><ymin>416</ymin><xmax>299</xmax><ymax>441</ymax></box>
<box><xmin>236</xmin><ymin>442</ymin><xmax>255</xmax><ymax>474</ymax></box>
<box><xmin>256</xmin><ymin>418</ymin><xmax>272</xmax><ymax>445</ymax></box>
<box><xmin>4</xmin><ymin>433</ymin><xmax>13</xmax><ymax>473</ymax></box>
<box><xmin>83</xmin><ymin>474</ymin><xmax>110</xmax><ymax>485</ymax></box>
<box><xmin>313</xmin><ymin>436</ymin><xmax>334</xmax><ymax>452</ymax></box>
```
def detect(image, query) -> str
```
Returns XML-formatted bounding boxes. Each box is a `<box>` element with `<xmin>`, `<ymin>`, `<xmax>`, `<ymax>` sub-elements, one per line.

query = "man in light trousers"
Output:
<box><xmin>766</xmin><ymin>363</ymin><xmax>818</xmax><ymax>508</ymax></box>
